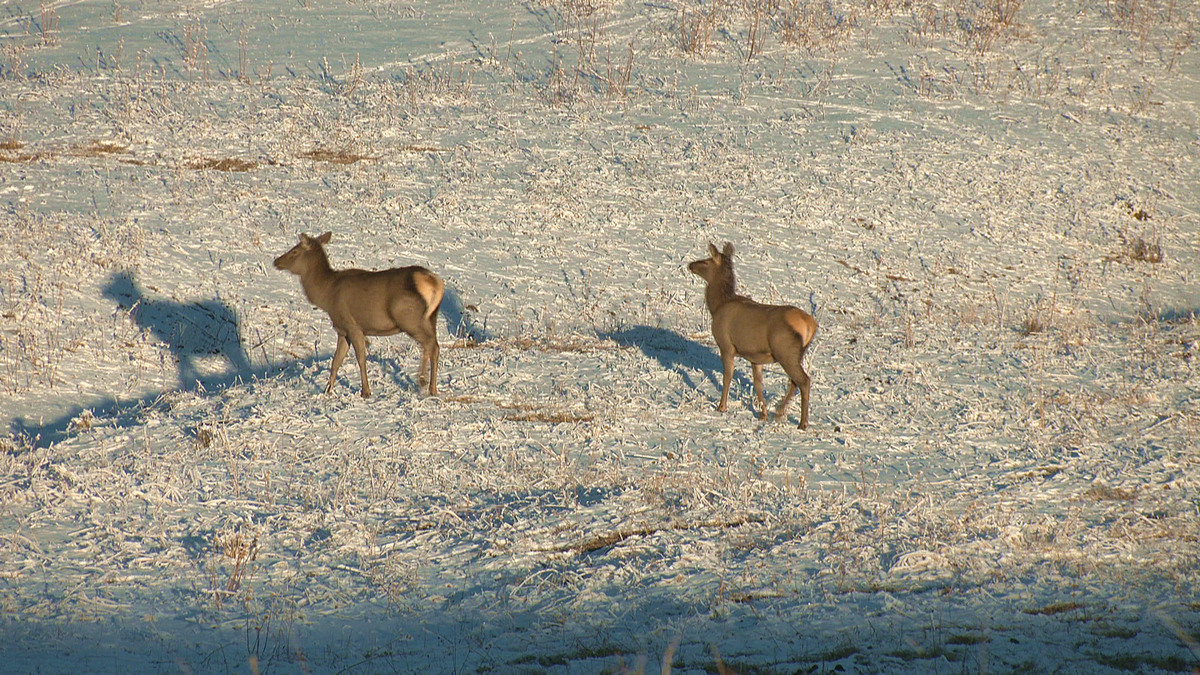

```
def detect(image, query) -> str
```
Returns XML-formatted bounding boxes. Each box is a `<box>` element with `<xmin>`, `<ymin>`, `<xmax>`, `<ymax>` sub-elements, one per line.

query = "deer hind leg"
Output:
<box><xmin>777</xmin><ymin>358</ymin><xmax>811</xmax><ymax>430</ymax></box>
<box><xmin>327</xmin><ymin>334</ymin><xmax>350</xmax><ymax>394</ymax></box>
<box><xmin>348</xmin><ymin>330</ymin><xmax>371</xmax><ymax>398</ymax></box>
<box><xmin>425</xmin><ymin>339</ymin><xmax>440</xmax><ymax>396</ymax></box>
<box><xmin>426</xmin><ymin>316</ymin><xmax>440</xmax><ymax>396</ymax></box>
<box><xmin>752</xmin><ymin>363</ymin><xmax>768</xmax><ymax>420</ymax></box>
<box><xmin>427</xmin><ymin>308</ymin><xmax>440</xmax><ymax>396</ymax></box>
<box><xmin>412</xmin><ymin>323</ymin><xmax>440</xmax><ymax>397</ymax></box>
<box><xmin>770</xmin><ymin>331</ymin><xmax>812</xmax><ymax>429</ymax></box>
<box><xmin>775</xmin><ymin>381</ymin><xmax>797</xmax><ymax>420</ymax></box>
<box><xmin>798</xmin><ymin>367</ymin><xmax>811</xmax><ymax>430</ymax></box>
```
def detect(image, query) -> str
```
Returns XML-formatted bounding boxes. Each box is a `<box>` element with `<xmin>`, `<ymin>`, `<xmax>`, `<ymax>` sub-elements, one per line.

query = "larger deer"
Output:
<box><xmin>688</xmin><ymin>242</ymin><xmax>817</xmax><ymax>429</ymax></box>
<box><xmin>274</xmin><ymin>232</ymin><xmax>443</xmax><ymax>398</ymax></box>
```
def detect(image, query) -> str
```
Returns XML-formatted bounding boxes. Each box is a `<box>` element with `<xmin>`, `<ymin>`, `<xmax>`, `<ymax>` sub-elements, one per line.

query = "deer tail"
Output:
<box><xmin>784</xmin><ymin>308</ymin><xmax>817</xmax><ymax>349</ymax></box>
<box><xmin>414</xmin><ymin>270</ymin><xmax>445</xmax><ymax>322</ymax></box>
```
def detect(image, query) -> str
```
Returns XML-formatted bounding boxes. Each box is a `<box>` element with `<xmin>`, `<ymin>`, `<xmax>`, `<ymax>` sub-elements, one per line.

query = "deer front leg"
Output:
<box><xmin>349</xmin><ymin>330</ymin><xmax>371</xmax><ymax>398</ymax></box>
<box><xmin>717</xmin><ymin>348</ymin><xmax>735</xmax><ymax>412</ymax></box>
<box><xmin>327</xmin><ymin>334</ymin><xmax>350</xmax><ymax>394</ymax></box>
<box><xmin>752</xmin><ymin>363</ymin><xmax>767</xmax><ymax>420</ymax></box>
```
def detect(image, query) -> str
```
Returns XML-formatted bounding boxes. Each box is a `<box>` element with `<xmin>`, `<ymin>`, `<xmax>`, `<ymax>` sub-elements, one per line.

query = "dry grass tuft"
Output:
<box><xmin>299</xmin><ymin>148</ymin><xmax>378</xmax><ymax>164</ymax></box>
<box><xmin>1109</xmin><ymin>231</ymin><xmax>1165</xmax><ymax>264</ymax></box>
<box><xmin>399</xmin><ymin>144</ymin><xmax>447</xmax><ymax>154</ymax></box>
<box><xmin>678</xmin><ymin>3</ymin><xmax>721</xmax><ymax>56</ymax></box>
<box><xmin>961</xmin><ymin>0</ymin><xmax>1027</xmax><ymax>54</ymax></box>
<box><xmin>1085</xmin><ymin>485</ymin><xmax>1138</xmax><ymax>502</ymax></box>
<box><xmin>207</xmin><ymin>528</ymin><xmax>259</xmax><ymax>608</ymax></box>
<box><xmin>1019</xmin><ymin>295</ymin><xmax>1059</xmax><ymax>336</ymax></box>
<box><xmin>187</xmin><ymin>157</ymin><xmax>257</xmax><ymax>172</ymax></box>
<box><xmin>504</xmin><ymin>410</ymin><xmax>594</xmax><ymax>424</ymax></box>
<box><xmin>513</xmin><ymin>336</ymin><xmax>615</xmax><ymax>353</ymax></box>
<box><xmin>1020</xmin><ymin>312</ymin><xmax>1048</xmax><ymax>336</ymax></box>
<box><xmin>69</xmin><ymin>140</ymin><xmax>128</xmax><ymax>157</ymax></box>
<box><xmin>0</xmin><ymin>139</ymin><xmax>49</xmax><ymax>163</ymax></box>
<box><xmin>777</xmin><ymin>0</ymin><xmax>859</xmax><ymax>54</ymax></box>
<box><xmin>1024</xmin><ymin>601</ymin><xmax>1085</xmax><ymax>616</ymax></box>
<box><xmin>571</xmin><ymin>515</ymin><xmax>765</xmax><ymax>555</ymax></box>
<box><xmin>1124</xmin><ymin>236</ymin><xmax>1164</xmax><ymax>264</ymax></box>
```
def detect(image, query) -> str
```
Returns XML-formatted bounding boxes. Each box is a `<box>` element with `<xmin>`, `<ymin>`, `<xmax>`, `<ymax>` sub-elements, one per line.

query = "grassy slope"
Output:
<box><xmin>1</xmin><ymin>0</ymin><xmax>1198</xmax><ymax>672</ymax></box>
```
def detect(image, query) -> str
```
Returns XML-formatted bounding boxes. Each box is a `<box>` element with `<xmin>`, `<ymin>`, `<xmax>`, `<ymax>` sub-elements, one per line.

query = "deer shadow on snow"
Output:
<box><xmin>601</xmin><ymin>325</ymin><xmax>752</xmax><ymax>405</ymax></box>
<box><xmin>7</xmin><ymin>272</ymin><xmax>264</xmax><ymax>449</ymax></box>
<box><xmin>9</xmin><ymin>275</ymin><xmax>489</xmax><ymax>449</ymax></box>
<box><xmin>101</xmin><ymin>271</ymin><xmax>251</xmax><ymax>390</ymax></box>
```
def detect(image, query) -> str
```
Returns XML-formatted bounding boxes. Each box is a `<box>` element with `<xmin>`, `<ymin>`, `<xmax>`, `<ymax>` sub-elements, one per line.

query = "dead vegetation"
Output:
<box><xmin>1122</xmin><ymin>234</ymin><xmax>1164</xmax><ymax>264</ymax></box>
<box><xmin>298</xmin><ymin>148</ymin><xmax>377</xmax><ymax>165</ymax></box>
<box><xmin>0</xmin><ymin>139</ymin><xmax>49</xmax><ymax>163</ymax></box>
<box><xmin>444</xmin><ymin>394</ymin><xmax>594</xmax><ymax>424</ymax></box>
<box><xmin>186</xmin><ymin>157</ymin><xmax>258</xmax><ymax>172</ymax></box>
<box><xmin>503</xmin><ymin>409</ymin><xmax>595</xmax><ymax>424</ymax></box>
<box><xmin>68</xmin><ymin>140</ymin><xmax>128</xmax><ymax>157</ymax></box>
<box><xmin>568</xmin><ymin>514</ymin><xmax>766</xmax><ymax>555</ymax></box>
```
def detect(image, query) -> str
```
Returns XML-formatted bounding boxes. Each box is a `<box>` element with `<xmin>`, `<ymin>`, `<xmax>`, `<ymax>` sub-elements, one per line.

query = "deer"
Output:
<box><xmin>688</xmin><ymin>242</ymin><xmax>817</xmax><ymax>429</ymax></box>
<box><xmin>273</xmin><ymin>232</ymin><xmax>444</xmax><ymax>398</ymax></box>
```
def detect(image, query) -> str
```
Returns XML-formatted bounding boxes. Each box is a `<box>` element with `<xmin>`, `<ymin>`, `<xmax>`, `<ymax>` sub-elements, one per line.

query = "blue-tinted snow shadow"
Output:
<box><xmin>102</xmin><ymin>271</ymin><xmax>252</xmax><ymax>390</ymax></box>
<box><xmin>8</xmin><ymin>275</ymin><xmax>489</xmax><ymax>450</ymax></box>
<box><xmin>601</xmin><ymin>325</ymin><xmax>751</xmax><ymax>400</ymax></box>
<box><xmin>9</xmin><ymin>271</ymin><xmax>311</xmax><ymax>450</ymax></box>
<box><xmin>441</xmin><ymin>283</ymin><xmax>494</xmax><ymax>343</ymax></box>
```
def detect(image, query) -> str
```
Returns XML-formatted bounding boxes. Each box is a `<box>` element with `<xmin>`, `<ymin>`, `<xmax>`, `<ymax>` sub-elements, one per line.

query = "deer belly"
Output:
<box><xmin>361</xmin><ymin>322</ymin><xmax>404</xmax><ymax>337</ymax></box>
<box><xmin>739</xmin><ymin>350</ymin><xmax>776</xmax><ymax>364</ymax></box>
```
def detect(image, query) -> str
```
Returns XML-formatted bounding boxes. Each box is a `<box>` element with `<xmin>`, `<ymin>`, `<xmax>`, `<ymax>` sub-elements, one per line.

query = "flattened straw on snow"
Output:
<box><xmin>570</xmin><ymin>514</ymin><xmax>765</xmax><ymax>555</ymax></box>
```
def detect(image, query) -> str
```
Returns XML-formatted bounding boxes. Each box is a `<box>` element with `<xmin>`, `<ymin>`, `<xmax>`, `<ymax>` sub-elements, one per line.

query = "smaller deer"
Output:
<box><xmin>274</xmin><ymin>232</ymin><xmax>443</xmax><ymax>398</ymax></box>
<box><xmin>688</xmin><ymin>242</ymin><xmax>817</xmax><ymax>429</ymax></box>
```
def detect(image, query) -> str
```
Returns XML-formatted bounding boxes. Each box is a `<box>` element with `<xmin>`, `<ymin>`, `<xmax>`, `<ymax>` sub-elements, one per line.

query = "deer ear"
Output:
<box><xmin>722</xmin><ymin>242</ymin><xmax>734</xmax><ymax>258</ymax></box>
<box><xmin>316</xmin><ymin>232</ymin><xmax>332</xmax><ymax>245</ymax></box>
<box><xmin>708</xmin><ymin>243</ymin><xmax>721</xmax><ymax>259</ymax></box>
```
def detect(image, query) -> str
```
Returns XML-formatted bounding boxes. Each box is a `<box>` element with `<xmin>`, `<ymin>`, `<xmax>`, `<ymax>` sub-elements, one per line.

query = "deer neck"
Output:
<box><xmin>704</xmin><ymin>271</ymin><xmax>738</xmax><ymax>315</ymax></box>
<box><xmin>298</xmin><ymin>250</ymin><xmax>337</xmax><ymax>309</ymax></box>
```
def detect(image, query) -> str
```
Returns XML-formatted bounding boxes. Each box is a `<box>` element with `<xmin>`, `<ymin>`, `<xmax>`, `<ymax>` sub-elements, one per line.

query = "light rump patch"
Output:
<box><xmin>412</xmin><ymin>271</ymin><xmax>445</xmax><ymax>322</ymax></box>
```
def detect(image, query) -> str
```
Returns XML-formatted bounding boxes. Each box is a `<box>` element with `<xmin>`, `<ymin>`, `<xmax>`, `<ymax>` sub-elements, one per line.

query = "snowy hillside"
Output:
<box><xmin>2</xmin><ymin>0</ymin><xmax>1198</xmax><ymax>672</ymax></box>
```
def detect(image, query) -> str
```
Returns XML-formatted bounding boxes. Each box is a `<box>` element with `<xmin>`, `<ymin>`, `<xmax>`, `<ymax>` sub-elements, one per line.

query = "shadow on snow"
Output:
<box><xmin>101</xmin><ymin>270</ymin><xmax>252</xmax><ymax>389</ymax></box>
<box><xmin>600</xmin><ymin>325</ymin><xmax>753</xmax><ymax>401</ymax></box>
<box><xmin>8</xmin><ymin>276</ymin><xmax>499</xmax><ymax>450</ymax></box>
<box><xmin>12</xmin><ymin>271</ymin><xmax>292</xmax><ymax>449</ymax></box>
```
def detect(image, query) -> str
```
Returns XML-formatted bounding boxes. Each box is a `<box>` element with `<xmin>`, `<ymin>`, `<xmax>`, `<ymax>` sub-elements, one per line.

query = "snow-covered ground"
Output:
<box><xmin>2</xmin><ymin>0</ymin><xmax>1198</xmax><ymax>672</ymax></box>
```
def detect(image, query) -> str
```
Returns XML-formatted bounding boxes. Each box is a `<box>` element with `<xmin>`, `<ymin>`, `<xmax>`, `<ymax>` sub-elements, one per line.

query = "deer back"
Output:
<box><xmin>326</xmin><ymin>266</ymin><xmax>443</xmax><ymax>336</ymax></box>
<box><xmin>713</xmin><ymin>299</ymin><xmax>815</xmax><ymax>354</ymax></box>
<box><xmin>275</xmin><ymin>232</ymin><xmax>443</xmax><ymax>336</ymax></box>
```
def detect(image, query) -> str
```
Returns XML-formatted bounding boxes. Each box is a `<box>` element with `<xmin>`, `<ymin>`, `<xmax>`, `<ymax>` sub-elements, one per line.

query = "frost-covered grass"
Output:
<box><xmin>2</xmin><ymin>0</ymin><xmax>1198</xmax><ymax>673</ymax></box>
